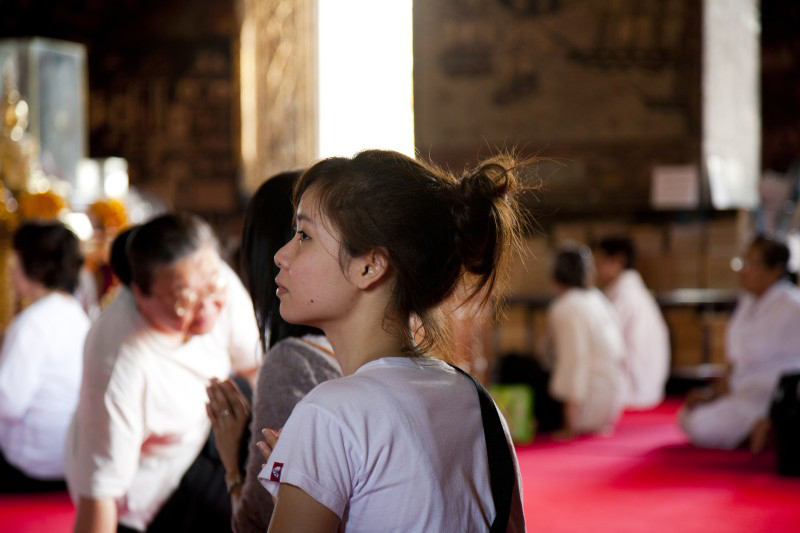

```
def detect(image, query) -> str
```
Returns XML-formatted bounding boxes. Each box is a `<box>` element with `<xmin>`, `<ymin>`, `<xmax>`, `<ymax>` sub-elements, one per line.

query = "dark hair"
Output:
<box><xmin>12</xmin><ymin>221</ymin><xmax>84</xmax><ymax>293</ymax></box>
<box><xmin>109</xmin><ymin>226</ymin><xmax>138</xmax><ymax>287</ymax></box>
<box><xmin>241</xmin><ymin>171</ymin><xmax>322</xmax><ymax>353</ymax></box>
<box><xmin>597</xmin><ymin>236</ymin><xmax>635</xmax><ymax>270</ymax></box>
<box><xmin>127</xmin><ymin>212</ymin><xmax>218</xmax><ymax>295</ymax></box>
<box><xmin>553</xmin><ymin>245</ymin><xmax>591</xmax><ymax>289</ymax></box>
<box><xmin>293</xmin><ymin>149</ymin><xmax>527</xmax><ymax>359</ymax></box>
<box><xmin>750</xmin><ymin>235</ymin><xmax>791</xmax><ymax>276</ymax></box>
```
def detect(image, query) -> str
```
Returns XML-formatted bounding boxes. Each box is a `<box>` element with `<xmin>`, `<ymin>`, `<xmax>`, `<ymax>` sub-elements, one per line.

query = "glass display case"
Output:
<box><xmin>0</xmin><ymin>37</ymin><xmax>87</xmax><ymax>190</ymax></box>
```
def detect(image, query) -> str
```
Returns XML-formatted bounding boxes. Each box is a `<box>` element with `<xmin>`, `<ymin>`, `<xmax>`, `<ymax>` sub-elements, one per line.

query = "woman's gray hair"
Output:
<box><xmin>127</xmin><ymin>212</ymin><xmax>218</xmax><ymax>294</ymax></box>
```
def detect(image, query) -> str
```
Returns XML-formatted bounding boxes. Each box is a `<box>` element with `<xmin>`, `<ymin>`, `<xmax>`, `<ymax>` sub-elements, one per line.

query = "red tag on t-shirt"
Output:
<box><xmin>270</xmin><ymin>462</ymin><xmax>284</xmax><ymax>482</ymax></box>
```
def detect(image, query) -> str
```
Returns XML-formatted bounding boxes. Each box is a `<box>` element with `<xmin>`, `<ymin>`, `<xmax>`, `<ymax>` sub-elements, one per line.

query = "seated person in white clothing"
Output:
<box><xmin>543</xmin><ymin>245</ymin><xmax>627</xmax><ymax>440</ymax></box>
<box><xmin>595</xmin><ymin>236</ymin><xmax>670</xmax><ymax>409</ymax></box>
<box><xmin>65</xmin><ymin>212</ymin><xmax>261</xmax><ymax>533</ymax></box>
<box><xmin>680</xmin><ymin>236</ymin><xmax>800</xmax><ymax>450</ymax></box>
<box><xmin>0</xmin><ymin>221</ymin><xmax>89</xmax><ymax>492</ymax></box>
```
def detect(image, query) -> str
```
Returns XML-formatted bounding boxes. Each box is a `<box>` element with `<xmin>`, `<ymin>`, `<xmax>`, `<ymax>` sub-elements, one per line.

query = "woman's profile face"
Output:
<box><xmin>134</xmin><ymin>244</ymin><xmax>228</xmax><ymax>336</ymax></box>
<box><xmin>738</xmin><ymin>245</ymin><xmax>782</xmax><ymax>297</ymax></box>
<box><xmin>594</xmin><ymin>252</ymin><xmax>622</xmax><ymax>289</ymax></box>
<box><xmin>273</xmin><ymin>187</ymin><xmax>361</xmax><ymax>329</ymax></box>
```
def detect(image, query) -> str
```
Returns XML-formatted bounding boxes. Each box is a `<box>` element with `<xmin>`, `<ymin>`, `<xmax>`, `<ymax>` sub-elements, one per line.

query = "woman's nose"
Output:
<box><xmin>274</xmin><ymin>241</ymin><xmax>290</xmax><ymax>268</ymax></box>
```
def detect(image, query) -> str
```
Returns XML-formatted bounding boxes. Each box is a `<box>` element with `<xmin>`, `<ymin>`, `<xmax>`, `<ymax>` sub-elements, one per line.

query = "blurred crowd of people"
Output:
<box><xmin>0</xmin><ymin>150</ymin><xmax>529</xmax><ymax>532</ymax></box>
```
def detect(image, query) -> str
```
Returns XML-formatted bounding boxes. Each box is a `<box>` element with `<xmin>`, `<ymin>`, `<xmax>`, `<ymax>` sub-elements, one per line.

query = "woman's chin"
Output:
<box><xmin>187</xmin><ymin>317</ymin><xmax>217</xmax><ymax>336</ymax></box>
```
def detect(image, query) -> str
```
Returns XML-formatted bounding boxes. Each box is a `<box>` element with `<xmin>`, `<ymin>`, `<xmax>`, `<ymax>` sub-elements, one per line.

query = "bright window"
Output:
<box><xmin>316</xmin><ymin>0</ymin><xmax>415</xmax><ymax>159</ymax></box>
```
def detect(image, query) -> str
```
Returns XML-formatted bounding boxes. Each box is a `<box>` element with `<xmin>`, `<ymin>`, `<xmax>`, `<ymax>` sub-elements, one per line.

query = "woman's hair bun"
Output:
<box><xmin>452</xmin><ymin>155</ymin><xmax>520</xmax><ymax>278</ymax></box>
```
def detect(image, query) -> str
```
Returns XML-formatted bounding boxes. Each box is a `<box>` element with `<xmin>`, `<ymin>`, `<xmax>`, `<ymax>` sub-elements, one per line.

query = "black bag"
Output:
<box><xmin>770</xmin><ymin>372</ymin><xmax>800</xmax><ymax>477</ymax></box>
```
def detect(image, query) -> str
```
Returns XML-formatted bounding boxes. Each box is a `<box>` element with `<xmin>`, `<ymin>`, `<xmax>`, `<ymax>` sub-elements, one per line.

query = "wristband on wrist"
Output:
<box><xmin>225</xmin><ymin>472</ymin><xmax>244</xmax><ymax>495</ymax></box>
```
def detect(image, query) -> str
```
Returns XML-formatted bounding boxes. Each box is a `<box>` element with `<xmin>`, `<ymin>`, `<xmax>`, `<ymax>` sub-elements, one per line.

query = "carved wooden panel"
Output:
<box><xmin>238</xmin><ymin>0</ymin><xmax>316</xmax><ymax>193</ymax></box>
<box><xmin>414</xmin><ymin>0</ymin><xmax>702</xmax><ymax>215</ymax></box>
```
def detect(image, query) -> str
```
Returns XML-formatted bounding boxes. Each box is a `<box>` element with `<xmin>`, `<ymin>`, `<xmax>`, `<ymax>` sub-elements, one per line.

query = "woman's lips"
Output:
<box><xmin>275</xmin><ymin>279</ymin><xmax>287</xmax><ymax>296</ymax></box>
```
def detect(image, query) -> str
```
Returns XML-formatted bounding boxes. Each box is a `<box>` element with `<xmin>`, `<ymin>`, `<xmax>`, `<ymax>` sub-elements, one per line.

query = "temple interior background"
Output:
<box><xmin>1</xmin><ymin>0</ymin><xmax>799</xmax><ymax>380</ymax></box>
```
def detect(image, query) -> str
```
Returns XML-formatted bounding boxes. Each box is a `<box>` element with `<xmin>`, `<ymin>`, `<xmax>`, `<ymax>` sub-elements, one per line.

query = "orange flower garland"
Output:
<box><xmin>88</xmin><ymin>199</ymin><xmax>127</xmax><ymax>232</ymax></box>
<box><xmin>18</xmin><ymin>190</ymin><xmax>66</xmax><ymax>221</ymax></box>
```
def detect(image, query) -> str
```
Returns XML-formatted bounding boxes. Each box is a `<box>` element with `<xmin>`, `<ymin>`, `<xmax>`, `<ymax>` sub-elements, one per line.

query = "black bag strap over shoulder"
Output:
<box><xmin>452</xmin><ymin>365</ymin><xmax>515</xmax><ymax>533</ymax></box>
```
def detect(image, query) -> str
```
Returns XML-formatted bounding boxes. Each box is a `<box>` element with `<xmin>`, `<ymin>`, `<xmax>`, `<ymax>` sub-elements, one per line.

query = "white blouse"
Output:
<box><xmin>0</xmin><ymin>293</ymin><xmax>89</xmax><ymax>478</ymax></box>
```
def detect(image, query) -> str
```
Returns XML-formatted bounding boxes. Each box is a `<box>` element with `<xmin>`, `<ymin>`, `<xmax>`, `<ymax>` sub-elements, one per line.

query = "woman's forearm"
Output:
<box><xmin>73</xmin><ymin>497</ymin><xmax>117</xmax><ymax>533</ymax></box>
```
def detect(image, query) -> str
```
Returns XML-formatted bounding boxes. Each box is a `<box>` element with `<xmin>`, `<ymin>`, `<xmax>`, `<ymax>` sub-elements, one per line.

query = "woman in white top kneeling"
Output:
<box><xmin>0</xmin><ymin>221</ymin><xmax>89</xmax><ymax>492</ymax></box>
<box><xmin>680</xmin><ymin>236</ymin><xmax>800</xmax><ymax>450</ymax></box>
<box><xmin>543</xmin><ymin>245</ymin><xmax>627</xmax><ymax>439</ymax></box>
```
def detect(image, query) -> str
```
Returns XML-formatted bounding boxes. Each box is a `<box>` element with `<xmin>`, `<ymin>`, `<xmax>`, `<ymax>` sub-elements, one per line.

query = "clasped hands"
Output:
<box><xmin>205</xmin><ymin>378</ymin><xmax>281</xmax><ymax>480</ymax></box>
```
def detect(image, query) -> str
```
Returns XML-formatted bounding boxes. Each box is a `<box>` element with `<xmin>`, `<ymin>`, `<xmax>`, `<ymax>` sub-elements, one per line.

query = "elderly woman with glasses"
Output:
<box><xmin>65</xmin><ymin>212</ymin><xmax>261</xmax><ymax>533</ymax></box>
<box><xmin>680</xmin><ymin>235</ymin><xmax>800</xmax><ymax>450</ymax></box>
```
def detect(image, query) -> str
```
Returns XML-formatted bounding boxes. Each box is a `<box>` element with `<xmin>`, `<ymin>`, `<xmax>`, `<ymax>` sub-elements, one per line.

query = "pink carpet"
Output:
<box><xmin>0</xmin><ymin>491</ymin><xmax>75</xmax><ymax>533</ymax></box>
<box><xmin>517</xmin><ymin>398</ymin><xmax>800</xmax><ymax>532</ymax></box>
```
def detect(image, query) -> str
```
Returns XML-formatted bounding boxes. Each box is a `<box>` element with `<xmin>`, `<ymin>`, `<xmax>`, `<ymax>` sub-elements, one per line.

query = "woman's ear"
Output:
<box><xmin>352</xmin><ymin>248</ymin><xmax>391</xmax><ymax>290</ymax></box>
<box><xmin>130</xmin><ymin>282</ymin><xmax>148</xmax><ymax>307</ymax></box>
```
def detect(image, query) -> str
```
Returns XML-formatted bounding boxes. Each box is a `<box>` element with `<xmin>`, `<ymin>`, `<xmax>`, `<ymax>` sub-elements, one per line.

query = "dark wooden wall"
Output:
<box><xmin>0</xmin><ymin>0</ymin><xmax>241</xmax><ymax>222</ymax></box>
<box><xmin>761</xmin><ymin>0</ymin><xmax>800</xmax><ymax>175</ymax></box>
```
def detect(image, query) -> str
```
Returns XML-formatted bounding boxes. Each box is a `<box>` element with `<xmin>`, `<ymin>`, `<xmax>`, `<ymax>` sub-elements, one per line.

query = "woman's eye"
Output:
<box><xmin>297</xmin><ymin>230</ymin><xmax>310</xmax><ymax>241</ymax></box>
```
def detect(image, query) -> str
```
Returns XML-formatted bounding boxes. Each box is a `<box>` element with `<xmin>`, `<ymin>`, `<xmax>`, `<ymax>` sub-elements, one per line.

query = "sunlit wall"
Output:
<box><xmin>316</xmin><ymin>0</ymin><xmax>415</xmax><ymax>159</ymax></box>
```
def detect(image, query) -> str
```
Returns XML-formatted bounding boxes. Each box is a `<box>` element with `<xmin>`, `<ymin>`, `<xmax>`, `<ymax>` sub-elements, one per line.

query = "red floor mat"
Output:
<box><xmin>517</xmin><ymin>398</ymin><xmax>800</xmax><ymax>533</ymax></box>
<box><xmin>0</xmin><ymin>491</ymin><xmax>75</xmax><ymax>533</ymax></box>
<box><xmin>3</xmin><ymin>400</ymin><xmax>799</xmax><ymax>532</ymax></box>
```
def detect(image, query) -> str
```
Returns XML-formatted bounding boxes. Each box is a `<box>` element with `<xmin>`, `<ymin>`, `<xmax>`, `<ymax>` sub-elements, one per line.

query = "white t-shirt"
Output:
<box><xmin>0</xmin><ymin>293</ymin><xmax>89</xmax><ymax>479</ymax></box>
<box><xmin>259</xmin><ymin>356</ymin><xmax>526</xmax><ymax>533</ymax></box>
<box><xmin>604</xmin><ymin>270</ymin><xmax>670</xmax><ymax>409</ymax></box>
<box><xmin>547</xmin><ymin>288</ymin><xmax>627</xmax><ymax>434</ymax></box>
<box><xmin>64</xmin><ymin>263</ymin><xmax>260</xmax><ymax>530</ymax></box>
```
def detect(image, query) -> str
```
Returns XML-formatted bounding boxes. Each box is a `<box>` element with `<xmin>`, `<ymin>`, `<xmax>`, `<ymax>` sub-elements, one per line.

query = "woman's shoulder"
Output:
<box><xmin>268</xmin><ymin>337</ymin><xmax>338</xmax><ymax>368</ymax></box>
<box><xmin>83</xmin><ymin>296</ymin><xmax>150</xmax><ymax>370</ymax></box>
<box><xmin>775</xmin><ymin>281</ymin><xmax>800</xmax><ymax>305</ymax></box>
<box><xmin>295</xmin><ymin>364</ymin><xmax>389</xmax><ymax>412</ymax></box>
<box><xmin>258</xmin><ymin>337</ymin><xmax>342</xmax><ymax>395</ymax></box>
<box><xmin>5</xmin><ymin>294</ymin><xmax>82</xmax><ymax>339</ymax></box>
<box><xmin>39</xmin><ymin>293</ymin><xmax>90</xmax><ymax>328</ymax></box>
<box><xmin>551</xmin><ymin>288</ymin><xmax>587</xmax><ymax>314</ymax></box>
<box><xmin>303</xmin><ymin>357</ymin><xmax>458</xmax><ymax>403</ymax></box>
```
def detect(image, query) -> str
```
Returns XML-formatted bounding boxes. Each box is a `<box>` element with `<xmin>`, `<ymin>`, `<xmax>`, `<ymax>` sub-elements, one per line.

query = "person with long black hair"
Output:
<box><xmin>205</xmin><ymin>172</ymin><xmax>341</xmax><ymax>533</ymax></box>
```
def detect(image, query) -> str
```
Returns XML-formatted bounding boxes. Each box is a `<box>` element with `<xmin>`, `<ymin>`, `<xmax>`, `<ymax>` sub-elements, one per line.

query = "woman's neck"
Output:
<box><xmin>23</xmin><ymin>285</ymin><xmax>56</xmax><ymax>305</ymax></box>
<box><xmin>751</xmin><ymin>276</ymin><xmax>784</xmax><ymax>300</ymax></box>
<box><xmin>322</xmin><ymin>313</ymin><xmax>406</xmax><ymax>376</ymax></box>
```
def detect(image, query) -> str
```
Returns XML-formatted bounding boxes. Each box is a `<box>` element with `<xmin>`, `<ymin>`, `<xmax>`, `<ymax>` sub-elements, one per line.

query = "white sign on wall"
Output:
<box><xmin>650</xmin><ymin>165</ymin><xmax>700</xmax><ymax>210</ymax></box>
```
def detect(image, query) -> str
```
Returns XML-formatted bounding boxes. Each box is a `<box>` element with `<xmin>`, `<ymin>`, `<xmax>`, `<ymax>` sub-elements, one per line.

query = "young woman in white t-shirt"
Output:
<box><xmin>256</xmin><ymin>150</ymin><xmax>528</xmax><ymax>532</ymax></box>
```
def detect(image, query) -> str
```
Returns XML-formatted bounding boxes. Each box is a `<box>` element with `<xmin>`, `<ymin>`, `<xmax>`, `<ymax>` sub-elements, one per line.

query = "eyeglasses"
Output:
<box><xmin>170</xmin><ymin>273</ymin><xmax>228</xmax><ymax>317</ymax></box>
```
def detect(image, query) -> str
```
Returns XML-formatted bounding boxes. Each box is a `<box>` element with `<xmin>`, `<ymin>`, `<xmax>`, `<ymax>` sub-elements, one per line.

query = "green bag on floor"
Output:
<box><xmin>489</xmin><ymin>384</ymin><xmax>535</xmax><ymax>445</ymax></box>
